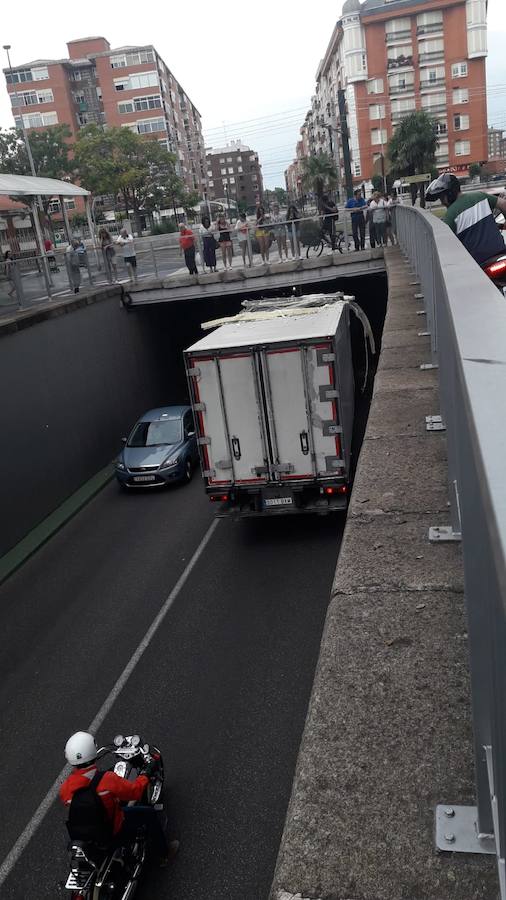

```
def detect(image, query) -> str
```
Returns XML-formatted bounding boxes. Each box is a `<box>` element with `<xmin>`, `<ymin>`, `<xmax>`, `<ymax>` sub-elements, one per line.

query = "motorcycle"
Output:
<box><xmin>64</xmin><ymin>733</ymin><xmax>165</xmax><ymax>900</ymax></box>
<box><xmin>482</xmin><ymin>210</ymin><xmax>506</xmax><ymax>295</ymax></box>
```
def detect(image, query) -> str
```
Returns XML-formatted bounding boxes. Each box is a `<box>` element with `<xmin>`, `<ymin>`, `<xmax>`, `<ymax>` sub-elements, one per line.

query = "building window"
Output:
<box><xmin>369</xmin><ymin>104</ymin><xmax>386</xmax><ymax>120</ymax></box>
<box><xmin>371</xmin><ymin>128</ymin><xmax>387</xmax><ymax>145</ymax></box>
<box><xmin>237</xmin><ymin>165</ymin><xmax>243</xmax><ymax>173</ymax></box>
<box><xmin>11</xmin><ymin>88</ymin><xmax>54</xmax><ymax>107</ymax></box>
<box><xmin>110</xmin><ymin>49</ymin><xmax>155</xmax><ymax>68</ymax></box>
<box><xmin>228</xmin><ymin>167</ymin><xmax>234</xmax><ymax>174</ymax></box>
<box><xmin>219</xmin><ymin>157</ymin><xmax>225</xmax><ymax>164</ymax></box>
<box><xmin>220</xmin><ymin>168</ymin><xmax>227</xmax><ymax>175</ymax></box>
<box><xmin>353</xmin><ymin>161</ymin><xmax>361</xmax><ymax>177</ymax></box>
<box><xmin>207</xmin><ymin>170</ymin><xmax>213</xmax><ymax>178</ymax></box>
<box><xmin>31</xmin><ymin>66</ymin><xmax>49</xmax><ymax>81</ymax></box>
<box><xmin>118</xmin><ymin>94</ymin><xmax>162</xmax><ymax>113</ymax></box>
<box><xmin>454</xmin><ymin>113</ymin><xmax>469</xmax><ymax>131</ymax></box>
<box><xmin>136</xmin><ymin>116</ymin><xmax>166</xmax><ymax>134</ymax></box>
<box><xmin>389</xmin><ymin>72</ymin><xmax>415</xmax><ymax>92</ymax></box>
<box><xmin>452</xmin><ymin>62</ymin><xmax>468</xmax><ymax>78</ymax></box>
<box><xmin>417</xmin><ymin>10</ymin><xmax>443</xmax><ymax>35</ymax></box>
<box><xmin>114</xmin><ymin>71</ymin><xmax>159</xmax><ymax>92</ymax></box>
<box><xmin>455</xmin><ymin>140</ymin><xmax>471</xmax><ymax>156</ymax></box>
<box><xmin>7</xmin><ymin>65</ymin><xmax>49</xmax><ymax>84</ymax></box>
<box><xmin>226</xmin><ymin>157</ymin><xmax>232</xmax><ymax>162</ymax></box>
<box><xmin>453</xmin><ymin>88</ymin><xmax>469</xmax><ymax>104</ymax></box>
<box><xmin>367</xmin><ymin>78</ymin><xmax>384</xmax><ymax>95</ymax></box>
<box><xmin>15</xmin><ymin>110</ymin><xmax>58</xmax><ymax>128</ymax></box>
<box><xmin>385</xmin><ymin>17</ymin><xmax>411</xmax><ymax>42</ymax></box>
<box><xmin>229</xmin><ymin>177</ymin><xmax>235</xmax><ymax>184</ymax></box>
<box><xmin>419</xmin><ymin>38</ymin><xmax>444</xmax><ymax>63</ymax></box>
<box><xmin>435</xmin><ymin>120</ymin><xmax>448</xmax><ymax>135</ymax></box>
<box><xmin>208</xmin><ymin>180</ymin><xmax>214</xmax><ymax>188</ymax></box>
<box><xmin>466</xmin><ymin>0</ymin><xmax>486</xmax><ymax>26</ymax></box>
<box><xmin>237</xmin><ymin>155</ymin><xmax>242</xmax><ymax>162</ymax></box>
<box><xmin>391</xmin><ymin>97</ymin><xmax>416</xmax><ymax>118</ymax></box>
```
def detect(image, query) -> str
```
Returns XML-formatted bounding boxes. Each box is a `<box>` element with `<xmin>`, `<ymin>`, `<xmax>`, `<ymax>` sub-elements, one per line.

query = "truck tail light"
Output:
<box><xmin>324</xmin><ymin>485</ymin><xmax>347</xmax><ymax>496</ymax></box>
<box><xmin>210</xmin><ymin>493</ymin><xmax>229</xmax><ymax>502</ymax></box>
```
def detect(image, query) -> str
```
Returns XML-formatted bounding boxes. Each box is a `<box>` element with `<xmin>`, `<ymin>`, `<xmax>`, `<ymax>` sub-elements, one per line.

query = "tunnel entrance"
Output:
<box><xmin>135</xmin><ymin>271</ymin><xmax>388</xmax><ymax>485</ymax></box>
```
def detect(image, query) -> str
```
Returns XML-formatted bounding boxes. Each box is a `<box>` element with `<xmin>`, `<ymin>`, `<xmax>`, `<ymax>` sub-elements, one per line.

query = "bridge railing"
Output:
<box><xmin>395</xmin><ymin>203</ymin><xmax>506</xmax><ymax>897</ymax></box>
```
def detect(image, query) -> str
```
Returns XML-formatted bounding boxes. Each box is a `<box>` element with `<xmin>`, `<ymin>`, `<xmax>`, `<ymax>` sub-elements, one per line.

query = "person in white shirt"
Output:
<box><xmin>369</xmin><ymin>192</ymin><xmax>388</xmax><ymax>246</ymax></box>
<box><xmin>116</xmin><ymin>229</ymin><xmax>137</xmax><ymax>283</ymax></box>
<box><xmin>234</xmin><ymin>213</ymin><xmax>252</xmax><ymax>267</ymax></box>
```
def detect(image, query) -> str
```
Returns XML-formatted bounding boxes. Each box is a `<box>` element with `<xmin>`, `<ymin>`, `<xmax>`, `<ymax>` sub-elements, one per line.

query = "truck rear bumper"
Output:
<box><xmin>210</xmin><ymin>490</ymin><xmax>348</xmax><ymax>518</ymax></box>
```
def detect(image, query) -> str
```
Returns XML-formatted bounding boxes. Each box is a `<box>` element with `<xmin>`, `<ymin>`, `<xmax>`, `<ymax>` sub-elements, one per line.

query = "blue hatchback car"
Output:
<box><xmin>115</xmin><ymin>405</ymin><xmax>198</xmax><ymax>489</ymax></box>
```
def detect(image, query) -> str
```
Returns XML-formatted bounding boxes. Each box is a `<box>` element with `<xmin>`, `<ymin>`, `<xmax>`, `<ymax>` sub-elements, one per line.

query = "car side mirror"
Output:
<box><xmin>121</xmin><ymin>437</ymin><xmax>127</xmax><ymax>444</ymax></box>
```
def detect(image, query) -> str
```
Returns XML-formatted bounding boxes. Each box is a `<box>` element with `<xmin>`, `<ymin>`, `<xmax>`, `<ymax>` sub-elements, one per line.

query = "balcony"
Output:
<box><xmin>422</xmin><ymin>102</ymin><xmax>447</xmax><ymax>114</ymax></box>
<box><xmin>391</xmin><ymin>108</ymin><xmax>416</xmax><ymax>124</ymax></box>
<box><xmin>385</xmin><ymin>29</ymin><xmax>412</xmax><ymax>43</ymax></box>
<box><xmin>420</xmin><ymin>77</ymin><xmax>445</xmax><ymax>89</ymax></box>
<box><xmin>387</xmin><ymin>54</ymin><xmax>414</xmax><ymax>71</ymax></box>
<box><xmin>389</xmin><ymin>81</ymin><xmax>415</xmax><ymax>95</ymax></box>
<box><xmin>419</xmin><ymin>50</ymin><xmax>445</xmax><ymax>64</ymax></box>
<box><xmin>417</xmin><ymin>23</ymin><xmax>443</xmax><ymax>36</ymax></box>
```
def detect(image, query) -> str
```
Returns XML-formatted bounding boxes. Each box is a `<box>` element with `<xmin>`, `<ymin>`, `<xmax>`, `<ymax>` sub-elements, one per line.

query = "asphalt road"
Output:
<box><xmin>0</xmin><ymin>474</ymin><xmax>344</xmax><ymax>899</ymax></box>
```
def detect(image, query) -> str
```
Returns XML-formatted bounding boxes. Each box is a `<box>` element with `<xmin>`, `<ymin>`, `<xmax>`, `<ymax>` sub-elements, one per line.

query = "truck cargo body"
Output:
<box><xmin>184</xmin><ymin>303</ymin><xmax>354</xmax><ymax>516</ymax></box>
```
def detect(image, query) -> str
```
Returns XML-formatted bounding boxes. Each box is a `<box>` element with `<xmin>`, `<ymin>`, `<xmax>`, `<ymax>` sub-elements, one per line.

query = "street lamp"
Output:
<box><xmin>3</xmin><ymin>45</ymin><xmax>37</xmax><ymax>177</ymax></box>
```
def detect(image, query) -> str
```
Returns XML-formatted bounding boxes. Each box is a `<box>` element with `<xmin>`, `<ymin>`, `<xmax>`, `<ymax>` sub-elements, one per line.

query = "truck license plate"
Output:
<box><xmin>133</xmin><ymin>475</ymin><xmax>156</xmax><ymax>482</ymax></box>
<box><xmin>264</xmin><ymin>496</ymin><xmax>293</xmax><ymax>507</ymax></box>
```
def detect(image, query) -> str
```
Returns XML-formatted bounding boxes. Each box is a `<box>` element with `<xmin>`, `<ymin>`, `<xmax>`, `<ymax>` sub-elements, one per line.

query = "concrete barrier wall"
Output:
<box><xmin>0</xmin><ymin>290</ymin><xmax>172</xmax><ymax>557</ymax></box>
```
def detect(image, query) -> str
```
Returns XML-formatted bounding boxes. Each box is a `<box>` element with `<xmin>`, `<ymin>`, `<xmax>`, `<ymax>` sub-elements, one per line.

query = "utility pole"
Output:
<box><xmin>337</xmin><ymin>89</ymin><xmax>353</xmax><ymax>200</ymax></box>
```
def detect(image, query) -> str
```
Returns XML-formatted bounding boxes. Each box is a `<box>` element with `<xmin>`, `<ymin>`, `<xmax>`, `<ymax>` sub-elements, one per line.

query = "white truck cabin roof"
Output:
<box><xmin>186</xmin><ymin>302</ymin><xmax>347</xmax><ymax>353</ymax></box>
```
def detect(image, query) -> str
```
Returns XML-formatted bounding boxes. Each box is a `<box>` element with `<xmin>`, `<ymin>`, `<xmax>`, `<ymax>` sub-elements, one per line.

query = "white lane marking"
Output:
<box><xmin>0</xmin><ymin>517</ymin><xmax>219</xmax><ymax>887</ymax></box>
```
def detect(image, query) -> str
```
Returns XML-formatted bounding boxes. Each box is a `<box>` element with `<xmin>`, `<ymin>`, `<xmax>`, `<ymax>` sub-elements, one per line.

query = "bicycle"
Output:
<box><xmin>305</xmin><ymin>224</ymin><xmax>350</xmax><ymax>259</ymax></box>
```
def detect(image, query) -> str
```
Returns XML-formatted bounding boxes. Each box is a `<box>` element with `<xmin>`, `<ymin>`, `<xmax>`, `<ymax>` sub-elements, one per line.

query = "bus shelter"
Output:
<box><xmin>0</xmin><ymin>174</ymin><xmax>93</xmax><ymax>306</ymax></box>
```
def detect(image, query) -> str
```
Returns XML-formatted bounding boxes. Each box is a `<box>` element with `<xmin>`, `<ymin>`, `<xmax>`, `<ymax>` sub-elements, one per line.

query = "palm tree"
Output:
<box><xmin>301</xmin><ymin>153</ymin><xmax>338</xmax><ymax>207</ymax></box>
<box><xmin>387</xmin><ymin>111</ymin><xmax>438</xmax><ymax>207</ymax></box>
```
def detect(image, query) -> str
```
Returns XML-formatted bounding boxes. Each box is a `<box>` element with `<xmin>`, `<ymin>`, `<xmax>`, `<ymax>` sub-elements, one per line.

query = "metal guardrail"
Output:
<box><xmin>394</xmin><ymin>204</ymin><xmax>506</xmax><ymax>896</ymax></box>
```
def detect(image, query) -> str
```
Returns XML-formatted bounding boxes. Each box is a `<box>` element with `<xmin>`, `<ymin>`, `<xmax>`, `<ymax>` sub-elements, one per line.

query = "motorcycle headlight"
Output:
<box><xmin>160</xmin><ymin>456</ymin><xmax>180</xmax><ymax>469</ymax></box>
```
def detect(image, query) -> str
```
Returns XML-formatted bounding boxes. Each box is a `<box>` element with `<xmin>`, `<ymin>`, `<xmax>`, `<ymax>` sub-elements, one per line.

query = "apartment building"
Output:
<box><xmin>205</xmin><ymin>141</ymin><xmax>263</xmax><ymax>209</ymax></box>
<box><xmin>3</xmin><ymin>36</ymin><xmax>206</xmax><ymax>193</ymax></box>
<box><xmin>291</xmin><ymin>0</ymin><xmax>488</xmax><ymax>188</ymax></box>
<box><xmin>488</xmin><ymin>127</ymin><xmax>505</xmax><ymax>160</ymax></box>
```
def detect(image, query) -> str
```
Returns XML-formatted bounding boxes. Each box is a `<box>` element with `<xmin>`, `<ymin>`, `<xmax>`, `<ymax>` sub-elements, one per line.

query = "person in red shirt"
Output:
<box><xmin>178</xmin><ymin>223</ymin><xmax>198</xmax><ymax>274</ymax></box>
<box><xmin>60</xmin><ymin>731</ymin><xmax>178</xmax><ymax>863</ymax></box>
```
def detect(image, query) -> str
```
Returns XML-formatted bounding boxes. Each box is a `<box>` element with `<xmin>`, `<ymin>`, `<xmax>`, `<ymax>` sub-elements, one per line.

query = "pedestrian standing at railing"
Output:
<box><xmin>320</xmin><ymin>194</ymin><xmax>339</xmax><ymax>251</ymax></box>
<box><xmin>216</xmin><ymin>213</ymin><xmax>233</xmax><ymax>269</ymax></box>
<box><xmin>99</xmin><ymin>227</ymin><xmax>118</xmax><ymax>282</ymax></box>
<box><xmin>116</xmin><ymin>229</ymin><xmax>138</xmax><ymax>283</ymax></box>
<box><xmin>270</xmin><ymin>203</ymin><xmax>289</xmax><ymax>261</ymax></box>
<box><xmin>345</xmin><ymin>189</ymin><xmax>366</xmax><ymax>252</ymax></box>
<box><xmin>235</xmin><ymin>212</ymin><xmax>252</xmax><ymax>267</ymax></box>
<box><xmin>199</xmin><ymin>216</ymin><xmax>218</xmax><ymax>272</ymax></box>
<box><xmin>66</xmin><ymin>239</ymin><xmax>82</xmax><ymax>294</ymax></box>
<box><xmin>286</xmin><ymin>204</ymin><xmax>300</xmax><ymax>258</ymax></box>
<box><xmin>179</xmin><ymin>223</ymin><xmax>198</xmax><ymax>275</ymax></box>
<box><xmin>255</xmin><ymin>205</ymin><xmax>270</xmax><ymax>263</ymax></box>
<box><xmin>369</xmin><ymin>192</ymin><xmax>388</xmax><ymax>246</ymax></box>
<box><xmin>3</xmin><ymin>250</ymin><xmax>16</xmax><ymax>298</ymax></box>
<box><xmin>385</xmin><ymin>194</ymin><xmax>397</xmax><ymax>245</ymax></box>
<box><xmin>366</xmin><ymin>199</ymin><xmax>376</xmax><ymax>248</ymax></box>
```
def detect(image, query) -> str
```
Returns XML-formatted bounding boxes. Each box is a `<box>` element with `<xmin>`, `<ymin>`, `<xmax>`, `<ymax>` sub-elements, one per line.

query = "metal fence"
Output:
<box><xmin>395</xmin><ymin>203</ymin><xmax>506</xmax><ymax>897</ymax></box>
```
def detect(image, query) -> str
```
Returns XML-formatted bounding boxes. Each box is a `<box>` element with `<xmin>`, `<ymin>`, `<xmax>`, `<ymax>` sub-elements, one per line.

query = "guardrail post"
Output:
<box><xmin>150</xmin><ymin>241</ymin><xmax>159</xmax><ymax>278</ymax></box>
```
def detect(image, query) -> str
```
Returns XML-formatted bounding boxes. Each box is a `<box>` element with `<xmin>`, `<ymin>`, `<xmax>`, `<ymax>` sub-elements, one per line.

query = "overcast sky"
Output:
<box><xmin>1</xmin><ymin>0</ymin><xmax>505</xmax><ymax>188</ymax></box>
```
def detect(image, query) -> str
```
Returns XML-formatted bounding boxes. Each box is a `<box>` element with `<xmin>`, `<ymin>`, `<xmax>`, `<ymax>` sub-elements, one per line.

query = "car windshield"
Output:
<box><xmin>128</xmin><ymin>418</ymin><xmax>182</xmax><ymax>447</ymax></box>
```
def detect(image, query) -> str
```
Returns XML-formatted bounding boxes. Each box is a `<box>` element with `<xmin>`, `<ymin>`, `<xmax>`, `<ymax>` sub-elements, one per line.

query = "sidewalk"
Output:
<box><xmin>269</xmin><ymin>247</ymin><xmax>497</xmax><ymax>900</ymax></box>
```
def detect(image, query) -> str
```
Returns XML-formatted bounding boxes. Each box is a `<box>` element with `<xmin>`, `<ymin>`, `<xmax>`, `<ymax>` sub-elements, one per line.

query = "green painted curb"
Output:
<box><xmin>0</xmin><ymin>463</ymin><xmax>114</xmax><ymax>586</ymax></box>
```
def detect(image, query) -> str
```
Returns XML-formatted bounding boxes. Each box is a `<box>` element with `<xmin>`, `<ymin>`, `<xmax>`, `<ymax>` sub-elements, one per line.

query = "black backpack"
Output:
<box><xmin>66</xmin><ymin>770</ymin><xmax>113</xmax><ymax>844</ymax></box>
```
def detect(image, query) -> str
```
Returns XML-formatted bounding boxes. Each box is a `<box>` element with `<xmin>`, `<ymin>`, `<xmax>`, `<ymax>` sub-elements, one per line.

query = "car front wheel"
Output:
<box><xmin>184</xmin><ymin>458</ymin><xmax>193</xmax><ymax>483</ymax></box>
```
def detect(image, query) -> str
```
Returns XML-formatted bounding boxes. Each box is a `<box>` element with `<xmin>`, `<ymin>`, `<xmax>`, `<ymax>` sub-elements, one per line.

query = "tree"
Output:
<box><xmin>264</xmin><ymin>187</ymin><xmax>288</xmax><ymax>209</ymax></box>
<box><xmin>0</xmin><ymin>124</ymin><xmax>74</xmax><ymax>213</ymax></box>
<box><xmin>74</xmin><ymin>125</ymin><xmax>185</xmax><ymax>234</ymax></box>
<box><xmin>301</xmin><ymin>153</ymin><xmax>338</xmax><ymax>207</ymax></box>
<box><xmin>387</xmin><ymin>111</ymin><xmax>438</xmax><ymax>207</ymax></box>
<box><xmin>469</xmin><ymin>162</ymin><xmax>481</xmax><ymax>179</ymax></box>
<box><xmin>371</xmin><ymin>174</ymin><xmax>384</xmax><ymax>193</ymax></box>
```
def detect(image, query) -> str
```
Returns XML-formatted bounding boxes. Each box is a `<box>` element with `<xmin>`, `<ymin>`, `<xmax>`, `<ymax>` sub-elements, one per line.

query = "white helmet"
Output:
<box><xmin>65</xmin><ymin>731</ymin><xmax>97</xmax><ymax>766</ymax></box>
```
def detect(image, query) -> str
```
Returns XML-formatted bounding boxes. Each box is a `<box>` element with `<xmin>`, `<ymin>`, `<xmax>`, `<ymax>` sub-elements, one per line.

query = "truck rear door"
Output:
<box><xmin>190</xmin><ymin>353</ymin><xmax>268</xmax><ymax>487</ymax></box>
<box><xmin>261</xmin><ymin>343</ymin><xmax>343</xmax><ymax>482</ymax></box>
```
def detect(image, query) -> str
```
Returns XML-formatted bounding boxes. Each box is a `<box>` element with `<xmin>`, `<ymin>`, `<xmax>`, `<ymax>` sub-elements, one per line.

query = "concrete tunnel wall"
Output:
<box><xmin>0</xmin><ymin>290</ymin><xmax>171</xmax><ymax>558</ymax></box>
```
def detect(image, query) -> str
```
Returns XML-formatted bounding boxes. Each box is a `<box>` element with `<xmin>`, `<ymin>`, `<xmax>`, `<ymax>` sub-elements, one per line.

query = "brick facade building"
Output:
<box><xmin>205</xmin><ymin>141</ymin><xmax>263</xmax><ymax>210</ymax></box>
<box><xmin>289</xmin><ymin>0</ymin><xmax>488</xmax><ymax>190</ymax></box>
<box><xmin>3</xmin><ymin>36</ymin><xmax>206</xmax><ymax>193</ymax></box>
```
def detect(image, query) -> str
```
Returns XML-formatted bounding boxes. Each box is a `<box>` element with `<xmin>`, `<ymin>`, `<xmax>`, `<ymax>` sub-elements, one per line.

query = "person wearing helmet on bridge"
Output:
<box><xmin>426</xmin><ymin>172</ymin><xmax>506</xmax><ymax>266</ymax></box>
<box><xmin>60</xmin><ymin>731</ymin><xmax>178</xmax><ymax>865</ymax></box>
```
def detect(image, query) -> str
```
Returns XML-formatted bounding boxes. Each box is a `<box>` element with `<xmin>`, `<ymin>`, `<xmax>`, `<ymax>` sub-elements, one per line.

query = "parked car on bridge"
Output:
<box><xmin>115</xmin><ymin>405</ymin><xmax>198</xmax><ymax>488</ymax></box>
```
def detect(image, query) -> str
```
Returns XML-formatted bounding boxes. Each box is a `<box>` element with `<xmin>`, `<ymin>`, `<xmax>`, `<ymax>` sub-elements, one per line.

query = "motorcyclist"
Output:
<box><xmin>60</xmin><ymin>731</ymin><xmax>178</xmax><ymax>865</ymax></box>
<box><xmin>425</xmin><ymin>172</ymin><xmax>506</xmax><ymax>265</ymax></box>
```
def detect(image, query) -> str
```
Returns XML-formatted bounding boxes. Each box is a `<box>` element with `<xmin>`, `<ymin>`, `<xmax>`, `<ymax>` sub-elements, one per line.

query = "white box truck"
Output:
<box><xmin>184</xmin><ymin>298</ymin><xmax>355</xmax><ymax>516</ymax></box>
